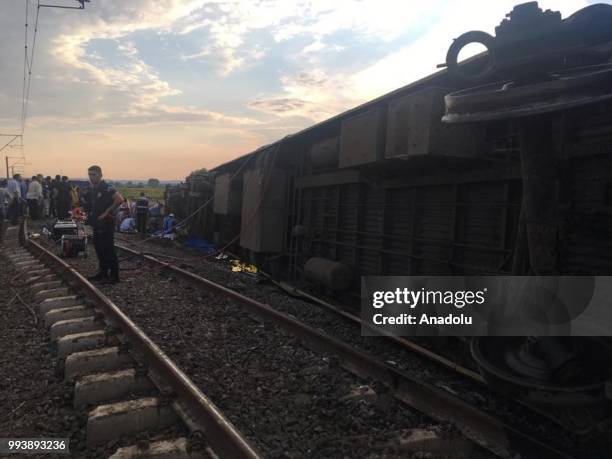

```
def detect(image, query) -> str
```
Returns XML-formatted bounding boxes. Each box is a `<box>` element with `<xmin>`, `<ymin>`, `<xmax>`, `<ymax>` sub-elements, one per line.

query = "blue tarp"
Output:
<box><xmin>184</xmin><ymin>236</ymin><xmax>216</xmax><ymax>253</ymax></box>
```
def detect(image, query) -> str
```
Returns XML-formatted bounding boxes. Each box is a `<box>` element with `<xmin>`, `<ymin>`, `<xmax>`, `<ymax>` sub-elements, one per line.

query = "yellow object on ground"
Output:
<box><xmin>230</xmin><ymin>259</ymin><xmax>258</xmax><ymax>273</ymax></box>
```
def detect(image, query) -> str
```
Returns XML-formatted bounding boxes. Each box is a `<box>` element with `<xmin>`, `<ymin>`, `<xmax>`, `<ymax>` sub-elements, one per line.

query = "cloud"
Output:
<box><xmin>248</xmin><ymin>97</ymin><xmax>309</xmax><ymax>115</ymax></box>
<box><xmin>247</xmin><ymin>0</ymin><xmax>592</xmax><ymax>122</ymax></box>
<box><xmin>52</xmin><ymin>10</ymin><xmax>190</xmax><ymax>108</ymax></box>
<box><xmin>29</xmin><ymin>104</ymin><xmax>261</xmax><ymax>129</ymax></box>
<box><xmin>1</xmin><ymin>0</ymin><xmax>602</xmax><ymax>179</ymax></box>
<box><xmin>99</xmin><ymin>105</ymin><xmax>263</xmax><ymax>126</ymax></box>
<box><xmin>78</xmin><ymin>132</ymin><xmax>116</xmax><ymax>140</ymax></box>
<box><xmin>174</xmin><ymin>0</ymin><xmax>441</xmax><ymax>76</ymax></box>
<box><xmin>349</xmin><ymin>0</ymin><xmax>590</xmax><ymax>100</ymax></box>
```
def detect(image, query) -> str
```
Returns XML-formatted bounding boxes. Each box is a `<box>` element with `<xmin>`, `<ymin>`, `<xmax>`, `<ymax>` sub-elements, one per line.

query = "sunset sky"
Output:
<box><xmin>0</xmin><ymin>0</ymin><xmax>595</xmax><ymax>180</ymax></box>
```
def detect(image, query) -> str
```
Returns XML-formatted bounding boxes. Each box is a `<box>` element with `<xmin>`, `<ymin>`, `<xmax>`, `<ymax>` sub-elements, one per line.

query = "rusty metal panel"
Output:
<box><xmin>214</xmin><ymin>174</ymin><xmax>231</xmax><ymax>215</ymax></box>
<box><xmin>240</xmin><ymin>167</ymin><xmax>288</xmax><ymax>253</ymax></box>
<box><xmin>385</xmin><ymin>87</ymin><xmax>482</xmax><ymax>160</ymax></box>
<box><xmin>186</xmin><ymin>174</ymin><xmax>214</xmax><ymax>238</ymax></box>
<box><xmin>213</xmin><ymin>173</ymin><xmax>242</xmax><ymax>216</ymax></box>
<box><xmin>292</xmin><ymin>173</ymin><xmax>520</xmax><ymax>288</ymax></box>
<box><xmin>296</xmin><ymin>170</ymin><xmax>360</xmax><ymax>189</ymax></box>
<box><xmin>310</xmin><ymin>137</ymin><xmax>339</xmax><ymax>168</ymax></box>
<box><xmin>339</xmin><ymin>107</ymin><xmax>386</xmax><ymax>168</ymax></box>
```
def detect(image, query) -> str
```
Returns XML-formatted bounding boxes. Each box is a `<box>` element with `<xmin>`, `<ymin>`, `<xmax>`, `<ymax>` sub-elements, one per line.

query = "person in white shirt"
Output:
<box><xmin>6</xmin><ymin>174</ymin><xmax>22</xmax><ymax>225</ymax></box>
<box><xmin>26</xmin><ymin>176</ymin><xmax>43</xmax><ymax>220</ymax></box>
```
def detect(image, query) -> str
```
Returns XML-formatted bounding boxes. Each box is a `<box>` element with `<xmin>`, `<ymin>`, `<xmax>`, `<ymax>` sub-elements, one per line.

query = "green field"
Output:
<box><xmin>115</xmin><ymin>186</ymin><xmax>165</xmax><ymax>201</ymax></box>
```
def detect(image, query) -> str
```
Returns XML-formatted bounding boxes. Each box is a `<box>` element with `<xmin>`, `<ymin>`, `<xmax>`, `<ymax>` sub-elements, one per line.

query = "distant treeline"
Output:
<box><xmin>106</xmin><ymin>178</ymin><xmax>180</xmax><ymax>188</ymax></box>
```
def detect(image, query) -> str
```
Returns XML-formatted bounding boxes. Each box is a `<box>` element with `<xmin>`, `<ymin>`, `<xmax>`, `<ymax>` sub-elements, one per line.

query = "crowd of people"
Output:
<box><xmin>1</xmin><ymin>166</ymin><xmax>180</xmax><ymax>284</ymax></box>
<box><xmin>114</xmin><ymin>191</ymin><xmax>169</xmax><ymax>236</ymax></box>
<box><xmin>0</xmin><ymin>172</ymin><xmax>178</xmax><ymax>242</ymax></box>
<box><xmin>0</xmin><ymin>173</ymin><xmax>79</xmax><ymax>225</ymax></box>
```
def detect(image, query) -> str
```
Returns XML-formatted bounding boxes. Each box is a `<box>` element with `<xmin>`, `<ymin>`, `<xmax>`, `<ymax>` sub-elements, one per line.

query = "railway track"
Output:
<box><xmin>115</xmin><ymin>237</ymin><xmax>612</xmax><ymax>451</ymax></box>
<box><xmin>17</xmin><ymin>222</ymin><xmax>607</xmax><ymax>458</ymax></box>
<box><xmin>2</xmin><ymin>223</ymin><xmax>260</xmax><ymax>458</ymax></box>
<box><xmin>111</xmin><ymin>242</ymin><xmax>584</xmax><ymax>459</ymax></box>
<box><xmin>4</xmin><ymin>222</ymin><xmax>492</xmax><ymax>458</ymax></box>
<box><xmin>113</xmin><ymin>233</ymin><xmax>598</xmax><ymax>457</ymax></box>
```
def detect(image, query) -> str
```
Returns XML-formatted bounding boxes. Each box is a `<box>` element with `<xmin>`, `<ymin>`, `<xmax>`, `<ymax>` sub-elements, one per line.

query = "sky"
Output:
<box><xmin>0</xmin><ymin>0</ymin><xmax>598</xmax><ymax>180</ymax></box>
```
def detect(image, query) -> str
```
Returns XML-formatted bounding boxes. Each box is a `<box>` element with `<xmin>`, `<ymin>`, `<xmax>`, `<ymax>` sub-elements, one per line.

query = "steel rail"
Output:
<box><xmin>260</xmin><ymin>274</ymin><xmax>485</xmax><ymax>383</ymax></box>
<box><xmin>116</xmin><ymin>243</ymin><xmax>573</xmax><ymax>459</ymax></box>
<box><xmin>21</xmin><ymin>226</ymin><xmax>261</xmax><ymax>459</ymax></box>
<box><xmin>266</xmin><ymin>278</ymin><xmax>578</xmax><ymax>431</ymax></box>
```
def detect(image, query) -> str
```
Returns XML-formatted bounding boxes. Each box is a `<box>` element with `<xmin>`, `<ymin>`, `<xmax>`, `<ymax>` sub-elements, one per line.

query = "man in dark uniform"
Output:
<box><xmin>135</xmin><ymin>191</ymin><xmax>149</xmax><ymax>236</ymax></box>
<box><xmin>83</xmin><ymin>165</ymin><xmax>124</xmax><ymax>284</ymax></box>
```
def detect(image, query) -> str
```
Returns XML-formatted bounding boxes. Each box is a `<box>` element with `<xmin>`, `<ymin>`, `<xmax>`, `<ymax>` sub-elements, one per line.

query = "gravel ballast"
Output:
<box><xmin>112</xmin><ymin>233</ymin><xmax>597</xmax><ymax>455</ymax></box>
<box><xmin>1</xmin><ymin>230</ymin><xmax>191</xmax><ymax>458</ymax></box>
<box><xmin>29</xmin><ymin>227</ymin><xmax>499</xmax><ymax>458</ymax></box>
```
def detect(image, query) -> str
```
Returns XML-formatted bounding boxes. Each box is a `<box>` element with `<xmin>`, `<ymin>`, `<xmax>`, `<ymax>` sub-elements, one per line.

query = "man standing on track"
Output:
<box><xmin>82</xmin><ymin>165</ymin><xmax>124</xmax><ymax>284</ymax></box>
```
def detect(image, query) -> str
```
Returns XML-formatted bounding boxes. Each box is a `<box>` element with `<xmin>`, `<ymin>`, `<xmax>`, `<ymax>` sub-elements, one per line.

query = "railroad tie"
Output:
<box><xmin>74</xmin><ymin>368</ymin><xmax>154</xmax><ymax>408</ymax></box>
<box><xmin>56</xmin><ymin>330</ymin><xmax>109</xmax><ymax>358</ymax></box>
<box><xmin>86</xmin><ymin>397</ymin><xmax>179</xmax><ymax>446</ymax></box>
<box><xmin>109</xmin><ymin>437</ymin><xmax>205</xmax><ymax>459</ymax></box>
<box><xmin>1</xmin><ymin>227</ymin><xmax>240</xmax><ymax>458</ymax></box>
<box><xmin>64</xmin><ymin>346</ymin><xmax>132</xmax><ymax>381</ymax></box>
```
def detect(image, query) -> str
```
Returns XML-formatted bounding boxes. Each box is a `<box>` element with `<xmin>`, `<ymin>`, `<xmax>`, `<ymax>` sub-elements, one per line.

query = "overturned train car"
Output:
<box><xmin>186</xmin><ymin>2</ymin><xmax>612</xmax><ymax>428</ymax></box>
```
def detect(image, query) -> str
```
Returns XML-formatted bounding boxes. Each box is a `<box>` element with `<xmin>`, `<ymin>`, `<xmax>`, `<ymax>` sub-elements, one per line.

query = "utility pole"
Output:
<box><xmin>3</xmin><ymin>1</ymin><xmax>90</xmax><ymax>179</ymax></box>
<box><xmin>1</xmin><ymin>135</ymin><xmax>22</xmax><ymax>178</ymax></box>
<box><xmin>0</xmin><ymin>134</ymin><xmax>22</xmax><ymax>154</ymax></box>
<box><xmin>7</xmin><ymin>1</ymin><xmax>90</xmax><ymax>177</ymax></box>
<box><xmin>5</xmin><ymin>156</ymin><xmax>31</xmax><ymax>179</ymax></box>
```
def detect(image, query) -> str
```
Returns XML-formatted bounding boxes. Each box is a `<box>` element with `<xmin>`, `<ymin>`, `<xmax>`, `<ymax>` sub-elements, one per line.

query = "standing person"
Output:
<box><xmin>82</xmin><ymin>165</ymin><xmax>124</xmax><ymax>284</ymax></box>
<box><xmin>70</xmin><ymin>185</ymin><xmax>79</xmax><ymax>209</ymax></box>
<box><xmin>26</xmin><ymin>176</ymin><xmax>43</xmax><ymax>220</ymax></box>
<box><xmin>0</xmin><ymin>179</ymin><xmax>7</xmax><ymax>244</ymax></box>
<box><xmin>42</xmin><ymin>176</ymin><xmax>52</xmax><ymax>218</ymax></box>
<box><xmin>57</xmin><ymin>176</ymin><xmax>71</xmax><ymax>219</ymax></box>
<box><xmin>148</xmin><ymin>200</ymin><xmax>162</xmax><ymax>232</ymax></box>
<box><xmin>50</xmin><ymin>174</ymin><xmax>61</xmax><ymax>218</ymax></box>
<box><xmin>135</xmin><ymin>192</ymin><xmax>149</xmax><ymax>235</ymax></box>
<box><xmin>20</xmin><ymin>177</ymin><xmax>29</xmax><ymax>217</ymax></box>
<box><xmin>6</xmin><ymin>174</ymin><xmax>22</xmax><ymax>225</ymax></box>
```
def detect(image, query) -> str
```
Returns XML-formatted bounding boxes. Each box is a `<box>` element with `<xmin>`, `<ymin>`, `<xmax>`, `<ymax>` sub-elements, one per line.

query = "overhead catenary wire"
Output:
<box><xmin>13</xmin><ymin>0</ymin><xmax>88</xmax><ymax>169</ymax></box>
<box><xmin>21</xmin><ymin>0</ymin><xmax>41</xmax><ymax>136</ymax></box>
<box><xmin>20</xmin><ymin>0</ymin><xmax>30</xmax><ymax>137</ymax></box>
